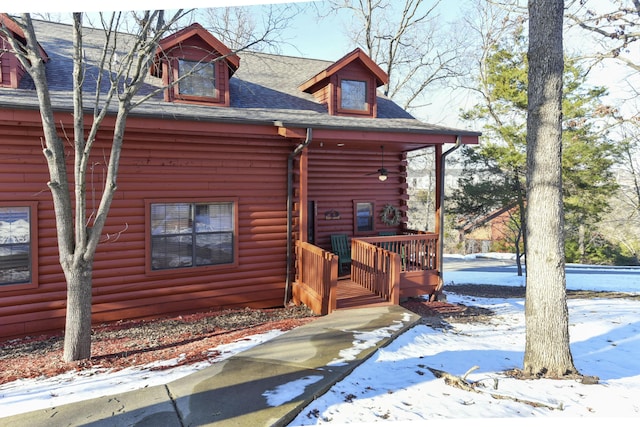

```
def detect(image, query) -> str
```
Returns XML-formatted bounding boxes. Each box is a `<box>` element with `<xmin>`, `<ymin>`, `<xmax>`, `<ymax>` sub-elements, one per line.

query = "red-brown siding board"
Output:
<box><xmin>93</xmin><ymin>271</ymin><xmax>287</xmax><ymax>300</ymax></box>
<box><xmin>0</xmin><ymin>299</ymin><xmax>66</xmax><ymax>319</ymax></box>
<box><xmin>90</xmin><ymin>294</ymin><xmax>284</xmax><ymax>326</ymax></box>
<box><xmin>9</xmin><ymin>315</ymin><xmax>67</xmax><ymax>337</ymax></box>
<box><xmin>91</xmin><ymin>289</ymin><xmax>284</xmax><ymax>319</ymax></box>
<box><xmin>0</xmin><ymin>287</ymin><xmax>67</xmax><ymax>308</ymax></box>
<box><xmin>311</xmin><ymin>128</ymin><xmax>460</xmax><ymax>146</ymax></box>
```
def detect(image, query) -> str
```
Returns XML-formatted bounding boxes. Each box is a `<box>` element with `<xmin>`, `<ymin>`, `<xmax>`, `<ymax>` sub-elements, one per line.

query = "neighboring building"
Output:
<box><xmin>459</xmin><ymin>204</ymin><xmax>519</xmax><ymax>254</ymax></box>
<box><xmin>0</xmin><ymin>17</ymin><xmax>480</xmax><ymax>338</ymax></box>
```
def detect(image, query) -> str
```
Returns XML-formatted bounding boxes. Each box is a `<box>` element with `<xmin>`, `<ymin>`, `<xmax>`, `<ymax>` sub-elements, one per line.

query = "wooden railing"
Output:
<box><xmin>358</xmin><ymin>232</ymin><xmax>439</xmax><ymax>273</ymax></box>
<box><xmin>293</xmin><ymin>241</ymin><xmax>338</xmax><ymax>315</ymax></box>
<box><xmin>293</xmin><ymin>232</ymin><xmax>440</xmax><ymax>315</ymax></box>
<box><xmin>351</xmin><ymin>239</ymin><xmax>401</xmax><ymax>305</ymax></box>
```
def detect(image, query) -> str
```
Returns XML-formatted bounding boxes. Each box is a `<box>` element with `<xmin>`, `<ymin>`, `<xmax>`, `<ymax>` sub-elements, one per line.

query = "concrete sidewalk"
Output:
<box><xmin>1</xmin><ymin>305</ymin><xmax>420</xmax><ymax>427</ymax></box>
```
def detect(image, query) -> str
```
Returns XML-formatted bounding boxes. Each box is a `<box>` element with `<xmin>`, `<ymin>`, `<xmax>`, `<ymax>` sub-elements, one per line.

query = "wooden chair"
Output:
<box><xmin>330</xmin><ymin>234</ymin><xmax>352</xmax><ymax>275</ymax></box>
<box><xmin>378</xmin><ymin>231</ymin><xmax>395</xmax><ymax>252</ymax></box>
<box><xmin>377</xmin><ymin>231</ymin><xmax>406</xmax><ymax>269</ymax></box>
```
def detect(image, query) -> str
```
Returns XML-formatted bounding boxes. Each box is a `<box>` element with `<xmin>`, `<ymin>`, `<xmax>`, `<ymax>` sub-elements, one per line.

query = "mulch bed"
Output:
<box><xmin>3</xmin><ymin>283</ymin><xmax>637</xmax><ymax>385</ymax></box>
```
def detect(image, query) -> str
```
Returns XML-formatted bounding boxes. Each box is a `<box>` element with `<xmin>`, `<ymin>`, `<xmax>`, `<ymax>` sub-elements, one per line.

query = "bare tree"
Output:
<box><xmin>618</xmin><ymin>124</ymin><xmax>640</xmax><ymax>223</ymax></box>
<box><xmin>406</xmin><ymin>148</ymin><xmax>436</xmax><ymax>230</ymax></box>
<box><xmin>563</xmin><ymin>1</ymin><xmax>640</xmax><ymax>118</ymax></box>
<box><xmin>597</xmin><ymin>121</ymin><xmax>640</xmax><ymax>264</ymax></box>
<box><xmin>0</xmin><ymin>10</ymin><xmax>287</xmax><ymax>362</ymax></box>
<box><xmin>321</xmin><ymin>0</ymin><xmax>464</xmax><ymax>112</ymax></box>
<box><xmin>565</xmin><ymin>0</ymin><xmax>640</xmax><ymax>72</ymax></box>
<box><xmin>0</xmin><ymin>11</ymin><xmax>190</xmax><ymax>361</ymax></box>
<box><xmin>194</xmin><ymin>3</ymin><xmax>305</xmax><ymax>53</ymax></box>
<box><xmin>524</xmin><ymin>0</ymin><xmax>577</xmax><ymax>377</ymax></box>
<box><xmin>564</xmin><ymin>0</ymin><xmax>640</xmax><ymax>263</ymax></box>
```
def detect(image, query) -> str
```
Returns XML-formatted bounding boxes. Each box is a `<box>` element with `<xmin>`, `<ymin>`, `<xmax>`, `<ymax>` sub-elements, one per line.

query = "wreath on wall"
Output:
<box><xmin>380</xmin><ymin>204</ymin><xmax>401</xmax><ymax>226</ymax></box>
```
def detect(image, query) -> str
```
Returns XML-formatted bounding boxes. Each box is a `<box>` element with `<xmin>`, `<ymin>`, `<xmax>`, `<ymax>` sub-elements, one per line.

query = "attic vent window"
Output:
<box><xmin>178</xmin><ymin>59</ymin><xmax>217</xmax><ymax>98</ymax></box>
<box><xmin>340</xmin><ymin>79</ymin><xmax>367</xmax><ymax>111</ymax></box>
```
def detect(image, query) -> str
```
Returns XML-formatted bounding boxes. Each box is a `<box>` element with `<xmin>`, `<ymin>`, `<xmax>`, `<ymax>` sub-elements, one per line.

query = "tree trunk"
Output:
<box><xmin>62</xmin><ymin>261</ymin><xmax>93</xmax><ymax>362</ymax></box>
<box><xmin>514</xmin><ymin>229</ymin><xmax>523</xmax><ymax>277</ymax></box>
<box><xmin>516</xmin><ymin>188</ymin><xmax>527</xmax><ymax>277</ymax></box>
<box><xmin>578</xmin><ymin>223</ymin><xmax>586</xmax><ymax>263</ymax></box>
<box><xmin>524</xmin><ymin>0</ymin><xmax>577</xmax><ymax>377</ymax></box>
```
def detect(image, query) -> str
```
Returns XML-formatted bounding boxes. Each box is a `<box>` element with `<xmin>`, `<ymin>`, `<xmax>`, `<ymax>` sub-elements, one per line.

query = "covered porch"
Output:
<box><xmin>292</xmin><ymin>231</ymin><xmax>439</xmax><ymax>315</ymax></box>
<box><xmin>280</xmin><ymin>123</ymin><xmax>479</xmax><ymax>315</ymax></box>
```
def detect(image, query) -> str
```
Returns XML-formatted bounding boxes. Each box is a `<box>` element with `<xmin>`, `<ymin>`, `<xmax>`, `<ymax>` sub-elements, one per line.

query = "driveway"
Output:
<box><xmin>443</xmin><ymin>255</ymin><xmax>518</xmax><ymax>272</ymax></box>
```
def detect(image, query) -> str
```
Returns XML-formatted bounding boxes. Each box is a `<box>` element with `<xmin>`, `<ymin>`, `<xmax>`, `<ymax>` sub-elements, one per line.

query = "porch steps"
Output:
<box><xmin>335</xmin><ymin>278</ymin><xmax>391</xmax><ymax>310</ymax></box>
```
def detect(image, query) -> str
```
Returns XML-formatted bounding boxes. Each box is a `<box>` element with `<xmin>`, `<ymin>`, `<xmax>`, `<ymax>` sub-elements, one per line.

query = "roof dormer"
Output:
<box><xmin>152</xmin><ymin>23</ymin><xmax>239</xmax><ymax>107</ymax></box>
<box><xmin>0</xmin><ymin>13</ymin><xmax>48</xmax><ymax>89</ymax></box>
<box><xmin>299</xmin><ymin>48</ymin><xmax>388</xmax><ymax>118</ymax></box>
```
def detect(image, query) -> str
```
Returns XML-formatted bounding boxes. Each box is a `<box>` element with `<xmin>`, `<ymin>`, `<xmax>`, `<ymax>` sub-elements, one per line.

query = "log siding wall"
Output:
<box><xmin>0</xmin><ymin>109</ymin><xmax>412</xmax><ymax>339</ymax></box>
<box><xmin>307</xmin><ymin>146</ymin><xmax>408</xmax><ymax>252</ymax></box>
<box><xmin>0</xmin><ymin>110</ymin><xmax>295</xmax><ymax>338</ymax></box>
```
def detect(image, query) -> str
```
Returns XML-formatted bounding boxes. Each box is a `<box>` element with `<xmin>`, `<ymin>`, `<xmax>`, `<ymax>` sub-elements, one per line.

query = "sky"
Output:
<box><xmin>2</xmin><ymin>253</ymin><xmax>639</xmax><ymax>424</ymax></box>
<box><xmin>1</xmin><ymin>0</ymin><xmax>302</xmax><ymax>13</ymax></box>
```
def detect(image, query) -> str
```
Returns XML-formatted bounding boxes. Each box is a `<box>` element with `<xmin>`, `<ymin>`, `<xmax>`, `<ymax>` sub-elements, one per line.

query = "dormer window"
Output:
<box><xmin>340</xmin><ymin>79</ymin><xmax>368</xmax><ymax>112</ymax></box>
<box><xmin>177</xmin><ymin>59</ymin><xmax>218</xmax><ymax>100</ymax></box>
<box><xmin>152</xmin><ymin>23</ymin><xmax>239</xmax><ymax>107</ymax></box>
<box><xmin>299</xmin><ymin>48</ymin><xmax>388</xmax><ymax>118</ymax></box>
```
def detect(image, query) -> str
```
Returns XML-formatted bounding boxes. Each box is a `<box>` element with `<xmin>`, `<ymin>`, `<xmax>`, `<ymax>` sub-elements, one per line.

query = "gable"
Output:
<box><xmin>299</xmin><ymin>48</ymin><xmax>388</xmax><ymax>118</ymax></box>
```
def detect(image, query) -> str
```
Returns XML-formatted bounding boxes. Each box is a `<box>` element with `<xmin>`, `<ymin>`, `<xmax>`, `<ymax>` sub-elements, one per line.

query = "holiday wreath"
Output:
<box><xmin>380</xmin><ymin>204</ymin><xmax>401</xmax><ymax>226</ymax></box>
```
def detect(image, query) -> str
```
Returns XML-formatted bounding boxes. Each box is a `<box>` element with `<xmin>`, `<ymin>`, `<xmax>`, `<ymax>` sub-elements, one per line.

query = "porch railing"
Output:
<box><xmin>351</xmin><ymin>239</ymin><xmax>401</xmax><ymax>305</ymax></box>
<box><xmin>358</xmin><ymin>232</ymin><xmax>439</xmax><ymax>273</ymax></box>
<box><xmin>293</xmin><ymin>232</ymin><xmax>440</xmax><ymax>315</ymax></box>
<box><xmin>293</xmin><ymin>241</ymin><xmax>338</xmax><ymax>315</ymax></box>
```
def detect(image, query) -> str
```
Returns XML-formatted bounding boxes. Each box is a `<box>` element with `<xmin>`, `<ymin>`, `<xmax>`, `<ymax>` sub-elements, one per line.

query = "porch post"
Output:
<box><xmin>434</xmin><ymin>145</ymin><xmax>443</xmax><ymax>294</ymax></box>
<box><xmin>434</xmin><ymin>145</ymin><xmax>443</xmax><ymax>238</ymax></box>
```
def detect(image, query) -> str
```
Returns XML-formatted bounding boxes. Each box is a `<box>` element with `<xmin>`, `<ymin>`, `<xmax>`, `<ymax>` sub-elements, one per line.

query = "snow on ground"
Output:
<box><xmin>286</xmin><ymin>256</ymin><xmax>640</xmax><ymax>425</ymax></box>
<box><xmin>288</xmin><ymin>294</ymin><xmax>640</xmax><ymax>425</ymax></box>
<box><xmin>445</xmin><ymin>252</ymin><xmax>640</xmax><ymax>292</ymax></box>
<box><xmin>1</xmin><ymin>253</ymin><xmax>639</xmax><ymax>424</ymax></box>
<box><xmin>0</xmin><ymin>330</ymin><xmax>285</xmax><ymax>418</ymax></box>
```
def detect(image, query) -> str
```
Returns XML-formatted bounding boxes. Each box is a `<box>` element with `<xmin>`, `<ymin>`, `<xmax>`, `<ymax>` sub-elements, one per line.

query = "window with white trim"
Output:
<box><xmin>150</xmin><ymin>201</ymin><xmax>235</xmax><ymax>270</ymax></box>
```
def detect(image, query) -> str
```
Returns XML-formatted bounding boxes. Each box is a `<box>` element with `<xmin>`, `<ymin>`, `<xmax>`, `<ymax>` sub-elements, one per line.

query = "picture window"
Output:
<box><xmin>150</xmin><ymin>201</ymin><xmax>235</xmax><ymax>271</ymax></box>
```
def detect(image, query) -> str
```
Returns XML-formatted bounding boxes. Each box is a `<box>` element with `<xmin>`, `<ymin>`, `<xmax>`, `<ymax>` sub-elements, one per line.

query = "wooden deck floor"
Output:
<box><xmin>335</xmin><ymin>277</ymin><xmax>391</xmax><ymax>310</ymax></box>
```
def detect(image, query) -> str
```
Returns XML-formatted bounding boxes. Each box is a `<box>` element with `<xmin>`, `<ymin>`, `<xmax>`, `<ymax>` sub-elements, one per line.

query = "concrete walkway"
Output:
<box><xmin>1</xmin><ymin>305</ymin><xmax>420</xmax><ymax>427</ymax></box>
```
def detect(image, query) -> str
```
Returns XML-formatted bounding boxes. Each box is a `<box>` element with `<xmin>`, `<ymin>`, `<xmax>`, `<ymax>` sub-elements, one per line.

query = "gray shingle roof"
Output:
<box><xmin>0</xmin><ymin>19</ymin><xmax>479</xmax><ymax>137</ymax></box>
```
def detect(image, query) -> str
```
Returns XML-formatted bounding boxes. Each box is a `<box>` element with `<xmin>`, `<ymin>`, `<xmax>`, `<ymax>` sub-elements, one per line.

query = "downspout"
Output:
<box><xmin>438</xmin><ymin>135</ymin><xmax>462</xmax><ymax>295</ymax></box>
<box><xmin>285</xmin><ymin>127</ymin><xmax>313</xmax><ymax>306</ymax></box>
